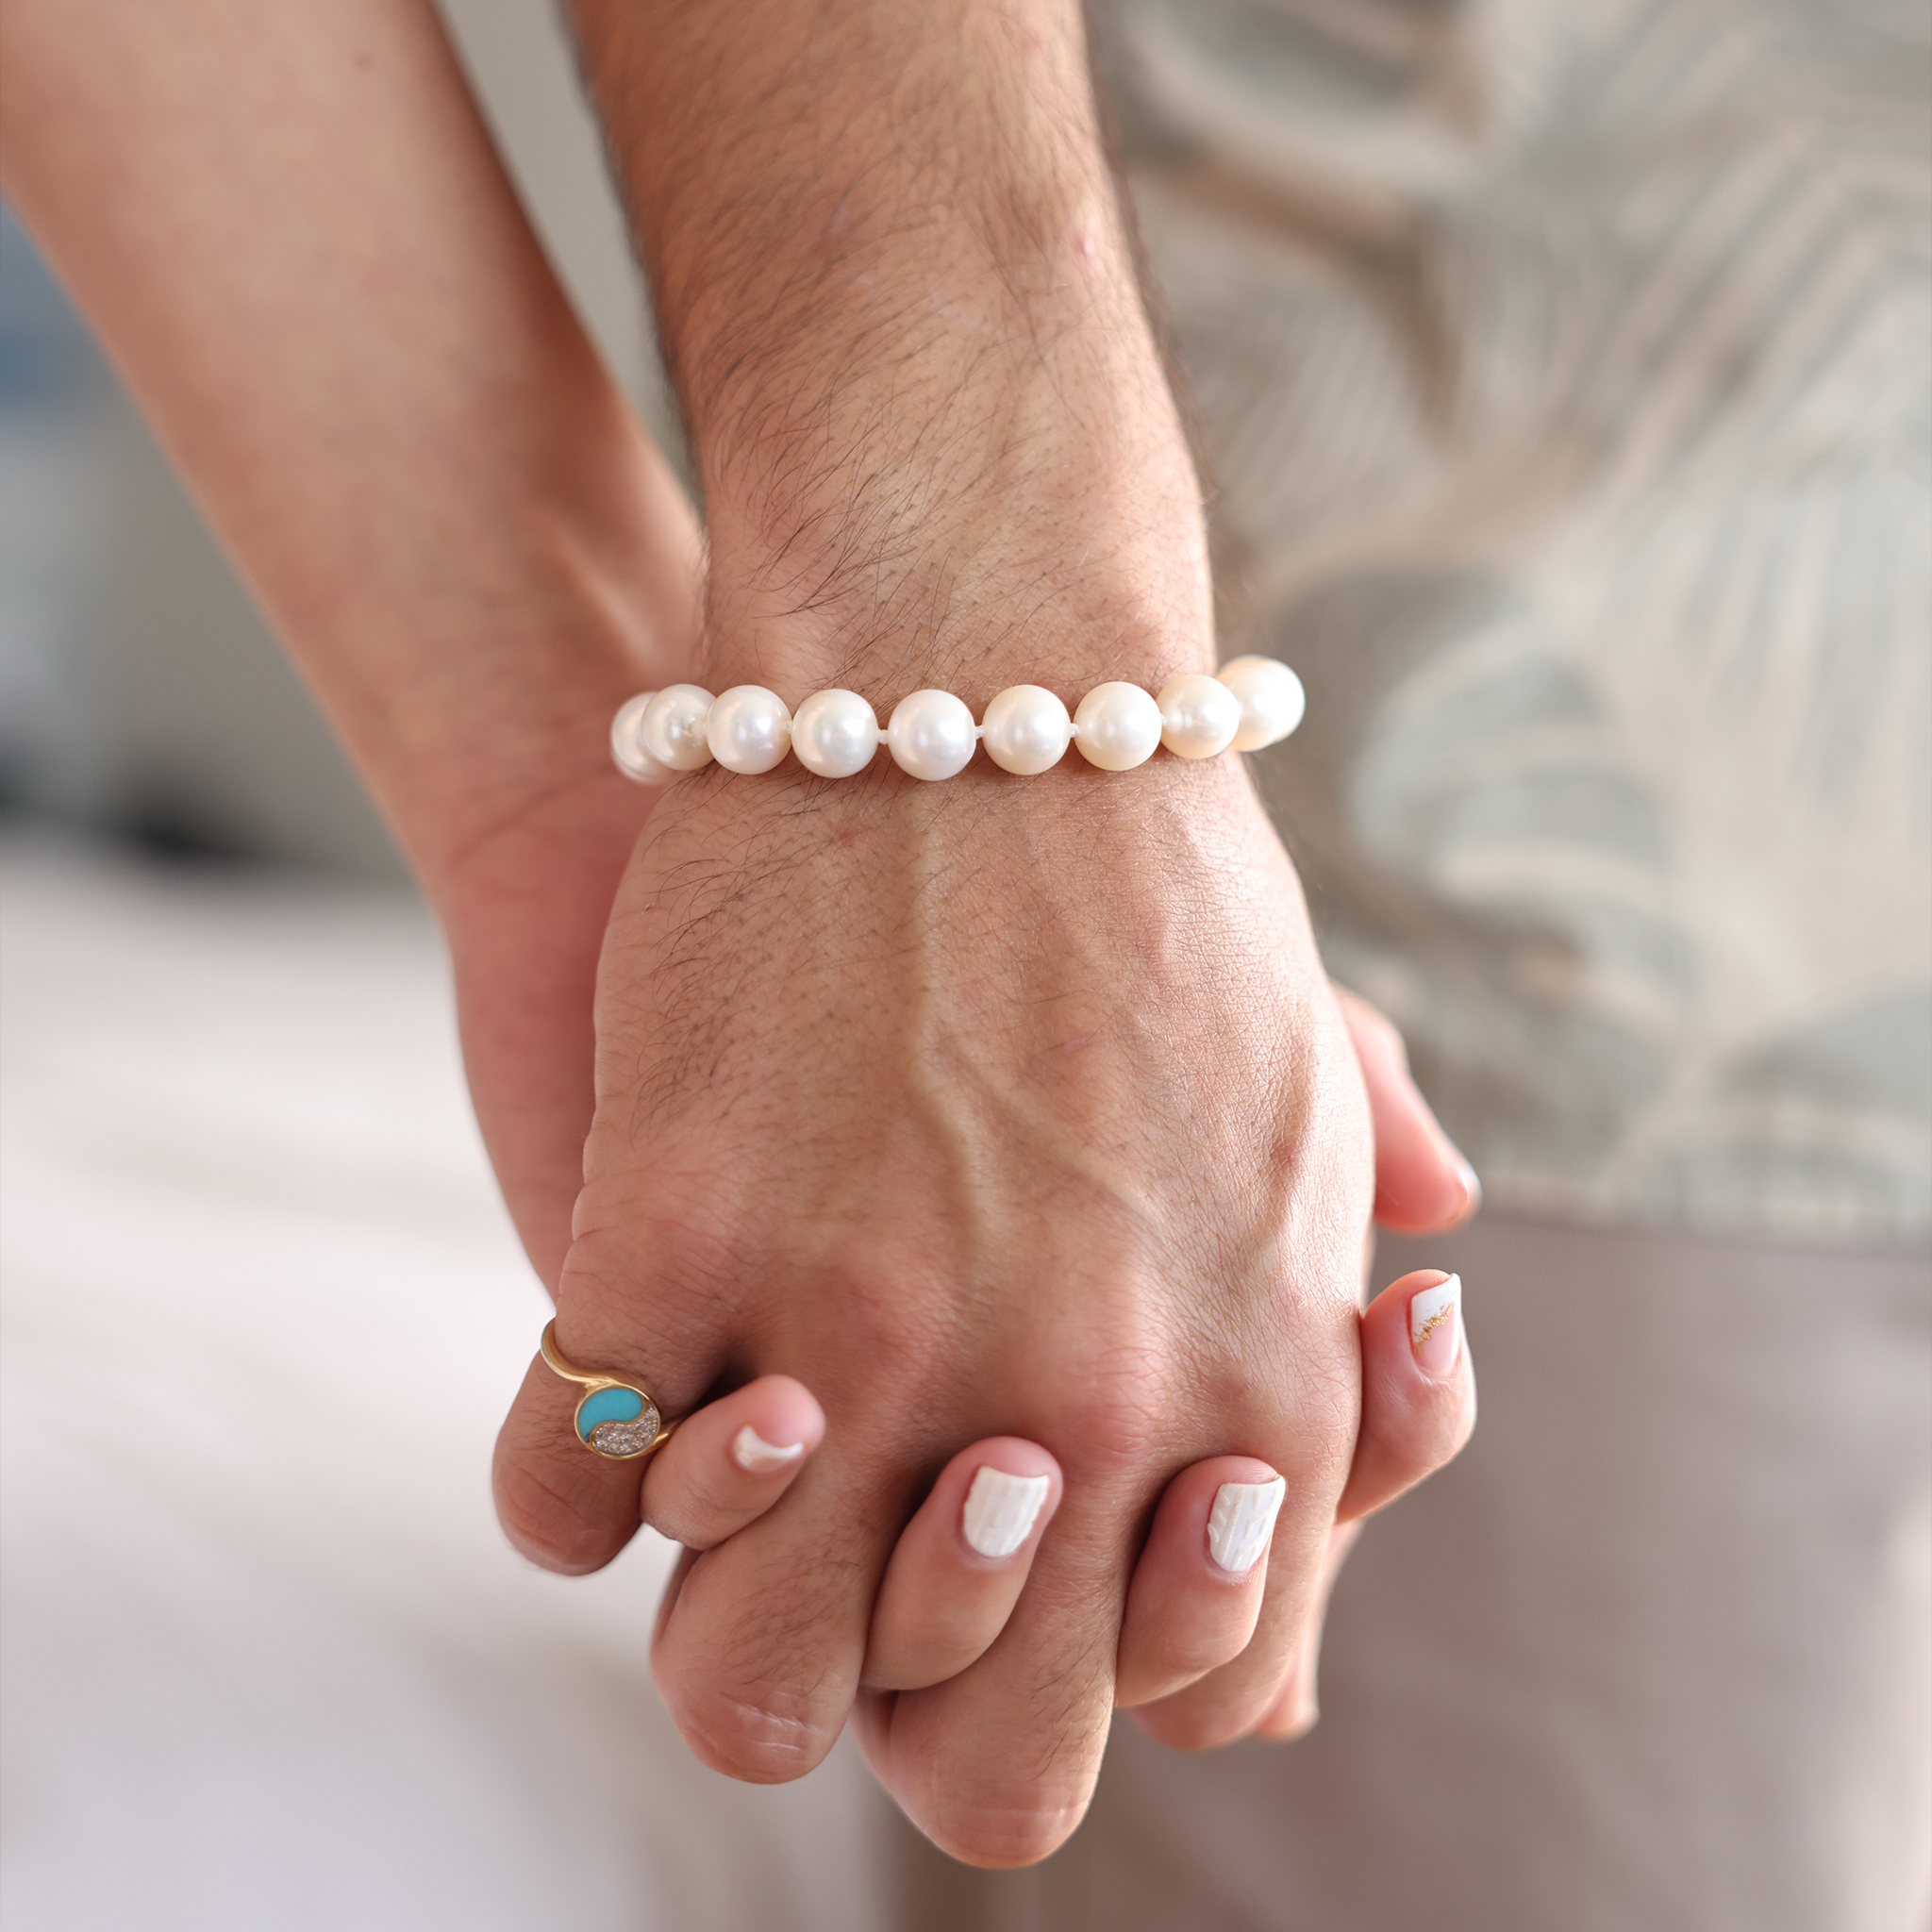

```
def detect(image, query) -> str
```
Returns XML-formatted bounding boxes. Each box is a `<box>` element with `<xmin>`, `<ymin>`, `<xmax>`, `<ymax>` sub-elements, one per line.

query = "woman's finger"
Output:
<box><xmin>492</xmin><ymin>1347</ymin><xmax>823</xmax><ymax>1576</ymax></box>
<box><xmin>1113</xmin><ymin>1457</ymin><xmax>1284</xmax><ymax>1708</ymax></box>
<box><xmin>1334</xmin><ymin>985</ymin><xmax>1481</xmax><ymax>1236</ymax></box>
<box><xmin>862</xmin><ymin>1440</ymin><xmax>1062</xmax><ymax>1693</ymax></box>
<box><xmin>1337</xmin><ymin>1268</ymin><xmax>1475</xmax><ymax>1524</ymax></box>
<box><xmin>1124</xmin><ymin>1268</ymin><xmax>1474</xmax><ymax>1746</ymax></box>
<box><xmin>1249</xmin><ymin>1263</ymin><xmax>1476</xmax><ymax>1737</ymax></box>
<box><xmin>1252</xmin><ymin>1518</ymin><xmax>1362</xmax><ymax>1740</ymax></box>
<box><xmin>641</xmin><ymin>1374</ymin><xmax>824</xmax><ymax>1550</ymax></box>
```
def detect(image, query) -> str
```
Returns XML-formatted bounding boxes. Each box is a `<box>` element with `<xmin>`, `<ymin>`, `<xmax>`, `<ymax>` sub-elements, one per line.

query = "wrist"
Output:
<box><xmin>312</xmin><ymin>428</ymin><xmax>702</xmax><ymax>897</ymax></box>
<box><xmin>694</xmin><ymin>360</ymin><xmax>1211</xmax><ymax>704</ymax></box>
<box><xmin>381</xmin><ymin>614</ymin><xmax>648</xmax><ymax>908</ymax></box>
<box><xmin>580</xmin><ymin>0</ymin><xmax>1208</xmax><ymax>700</ymax></box>
<box><xmin>691</xmin><ymin>219</ymin><xmax>1208</xmax><ymax>699</ymax></box>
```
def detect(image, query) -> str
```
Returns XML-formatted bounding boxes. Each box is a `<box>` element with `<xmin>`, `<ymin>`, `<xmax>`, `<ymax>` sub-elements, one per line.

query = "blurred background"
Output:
<box><xmin>0</xmin><ymin>8</ymin><xmax>890</xmax><ymax>1928</ymax></box>
<box><xmin>12</xmin><ymin>5</ymin><xmax>1924</xmax><ymax>1926</ymax></box>
<box><xmin>1</xmin><ymin>0</ymin><xmax>686</xmax><ymax>876</ymax></box>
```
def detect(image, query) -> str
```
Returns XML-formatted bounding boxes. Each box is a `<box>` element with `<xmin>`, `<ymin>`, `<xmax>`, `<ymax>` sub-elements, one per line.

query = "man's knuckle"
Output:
<box><xmin>1133</xmin><ymin>1696</ymin><xmax>1261</xmax><ymax>1753</ymax></box>
<box><xmin>1160</xmin><ymin>1628</ymin><xmax>1247</xmax><ymax>1686</ymax></box>
<box><xmin>820</xmin><ymin>1267</ymin><xmax>953</xmax><ymax>1373</ymax></box>
<box><xmin>1059</xmin><ymin>1347</ymin><xmax>1169</xmax><ymax>1472</ymax></box>
<box><xmin>928</xmin><ymin>1794</ymin><xmax>1088</xmax><ymax>1871</ymax></box>
<box><xmin>672</xmin><ymin>1687</ymin><xmax>840</xmax><ymax>1784</ymax></box>
<box><xmin>494</xmin><ymin>1461</ymin><xmax>619</xmax><ymax>1574</ymax></box>
<box><xmin>1293</xmin><ymin>1343</ymin><xmax>1363</xmax><ymax>1458</ymax></box>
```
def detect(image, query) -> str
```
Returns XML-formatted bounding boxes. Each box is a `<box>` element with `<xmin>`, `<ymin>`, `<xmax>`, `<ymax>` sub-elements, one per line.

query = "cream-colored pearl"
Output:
<box><xmin>610</xmin><ymin>692</ymin><xmax>672</xmax><ymax>784</ymax></box>
<box><xmin>1217</xmin><ymin>657</ymin><xmax>1306</xmax><ymax>751</ymax></box>
<box><xmin>639</xmin><ymin>684</ymin><xmax>716</xmax><ymax>772</ymax></box>
<box><xmin>1073</xmin><ymin>681</ymin><xmax>1162</xmax><ymax>771</ymax></box>
<box><xmin>981</xmin><ymin>684</ymin><xmax>1072</xmax><ymax>774</ymax></box>
<box><xmin>1158</xmin><ymin>673</ymin><xmax>1241</xmax><ymax>759</ymax></box>
<box><xmin>791</xmin><ymin>688</ymin><xmax>880</xmax><ymax>777</ymax></box>
<box><xmin>705</xmin><ymin>684</ymin><xmax>792</xmax><ymax>774</ymax></box>
<box><xmin>888</xmin><ymin>689</ymin><xmax>977</xmax><ymax>781</ymax></box>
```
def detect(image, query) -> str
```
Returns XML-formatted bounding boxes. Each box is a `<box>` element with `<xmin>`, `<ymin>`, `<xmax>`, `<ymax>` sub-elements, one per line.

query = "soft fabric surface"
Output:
<box><xmin>0</xmin><ymin>837</ymin><xmax>888</xmax><ymax>1932</ymax></box>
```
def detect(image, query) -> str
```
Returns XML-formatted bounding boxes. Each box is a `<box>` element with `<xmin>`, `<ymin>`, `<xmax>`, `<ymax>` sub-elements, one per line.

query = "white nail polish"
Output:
<box><xmin>1409</xmin><ymin>1274</ymin><xmax>1463</xmax><ymax>1374</ymax></box>
<box><xmin>731</xmin><ymin>1424</ymin><xmax>805</xmax><ymax>1474</ymax></box>
<box><xmin>1208</xmin><ymin>1476</ymin><xmax>1286</xmax><ymax>1575</ymax></box>
<box><xmin>962</xmin><ymin>1467</ymin><xmax>1051</xmax><ymax>1558</ymax></box>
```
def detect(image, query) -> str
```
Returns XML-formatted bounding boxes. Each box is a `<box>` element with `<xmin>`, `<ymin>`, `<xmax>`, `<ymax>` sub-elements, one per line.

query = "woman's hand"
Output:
<box><xmin>840</xmin><ymin>1262</ymin><xmax>1476</xmax><ymax>1755</ymax></box>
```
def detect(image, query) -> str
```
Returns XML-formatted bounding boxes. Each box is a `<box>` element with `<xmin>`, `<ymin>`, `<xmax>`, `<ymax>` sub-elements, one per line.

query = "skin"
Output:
<box><xmin>648</xmin><ymin>1260</ymin><xmax>1475</xmax><ymax>1735</ymax></box>
<box><xmin>522</xmin><ymin>746</ymin><xmax>1374</xmax><ymax>1859</ymax></box>
<box><xmin>497</xmin><ymin>0</ymin><xmax>1456</xmax><ymax>1863</ymax></box>
<box><xmin>0</xmin><ymin>0</ymin><xmax>687</xmax><ymax>1293</ymax></box>
<box><xmin>2</xmin><ymin>0</ymin><xmax>1481</xmax><ymax>1871</ymax></box>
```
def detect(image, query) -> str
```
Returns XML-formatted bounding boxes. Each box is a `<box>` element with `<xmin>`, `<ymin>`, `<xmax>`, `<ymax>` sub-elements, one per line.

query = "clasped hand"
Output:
<box><xmin>480</xmin><ymin>742</ymin><xmax>1476</xmax><ymax>1867</ymax></box>
<box><xmin>1</xmin><ymin>0</ymin><xmax>1477</xmax><ymax>1872</ymax></box>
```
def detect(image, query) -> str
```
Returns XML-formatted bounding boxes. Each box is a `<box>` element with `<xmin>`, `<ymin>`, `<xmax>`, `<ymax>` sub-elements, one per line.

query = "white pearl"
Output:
<box><xmin>1158</xmin><ymin>673</ymin><xmax>1241</xmax><ymax>759</ymax></box>
<box><xmin>981</xmin><ymin>684</ymin><xmax>1072</xmax><ymax>774</ymax></box>
<box><xmin>705</xmin><ymin>684</ymin><xmax>792</xmax><ymax>774</ymax></box>
<box><xmin>1072</xmin><ymin>681</ymin><xmax>1163</xmax><ymax>771</ymax></box>
<box><xmin>888</xmin><ymin>689</ymin><xmax>977</xmax><ymax>780</ymax></box>
<box><xmin>1217</xmin><ymin>657</ymin><xmax>1306</xmax><ymax>751</ymax></box>
<box><xmin>791</xmin><ymin>688</ymin><xmax>880</xmax><ymax>777</ymax></box>
<box><xmin>639</xmin><ymin>684</ymin><xmax>716</xmax><ymax>772</ymax></box>
<box><xmin>610</xmin><ymin>692</ymin><xmax>673</xmax><ymax>784</ymax></box>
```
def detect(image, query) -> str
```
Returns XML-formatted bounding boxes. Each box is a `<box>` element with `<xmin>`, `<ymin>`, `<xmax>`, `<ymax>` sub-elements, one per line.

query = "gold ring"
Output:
<box><xmin>540</xmin><ymin>1320</ymin><xmax>679</xmax><ymax>1460</ymax></box>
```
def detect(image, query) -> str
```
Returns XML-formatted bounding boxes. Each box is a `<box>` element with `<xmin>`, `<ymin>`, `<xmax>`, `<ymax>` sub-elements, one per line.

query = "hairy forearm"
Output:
<box><xmin>0</xmin><ymin>0</ymin><xmax>698</xmax><ymax>891</ymax></box>
<box><xmin>572</xmin><ymin>0</ymin><xmax>1208</xmax><ymax>697</ymax></box>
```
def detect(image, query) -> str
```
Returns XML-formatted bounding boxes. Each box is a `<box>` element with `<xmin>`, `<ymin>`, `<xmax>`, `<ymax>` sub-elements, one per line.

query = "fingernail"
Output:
<box><xmin>1207</xmin><ymin>1476</ymin><xmax>1287</xmax><ymax>1575</ymax></box>
<box><xmin>962</xmin><ymin>1467</ymin><xmax>1051</xmax><ymax>1558</ymax></box>
<box><xmin>1452</xmin><ymin>1148</ymin><xmax>1482</xmax><ymax>1214</ymax></box>
<box><xmin>731</xmin><ymin>1424</ymin><xmax>806</xmax><ymax>1474</ymax></box>
<box><xmin>1409</xmin><ymin>1274</ymin><xmax>1463</xmax><ymax>1376</ymax></box>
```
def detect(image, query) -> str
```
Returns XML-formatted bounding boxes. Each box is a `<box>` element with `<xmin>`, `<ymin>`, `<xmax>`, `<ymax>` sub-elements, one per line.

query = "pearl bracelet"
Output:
<box><xmin>610</xmin><ymin>659</ymin><xmax>1304</xmax><ymax>785</ymax></box>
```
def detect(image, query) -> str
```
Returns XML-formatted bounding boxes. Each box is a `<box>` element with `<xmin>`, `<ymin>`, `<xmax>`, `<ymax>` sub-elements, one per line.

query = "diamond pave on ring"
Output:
<box><xmin>539</xmin><ymin>1320</ymin><xmax>678</xmax><ymax>1461</ymax></box>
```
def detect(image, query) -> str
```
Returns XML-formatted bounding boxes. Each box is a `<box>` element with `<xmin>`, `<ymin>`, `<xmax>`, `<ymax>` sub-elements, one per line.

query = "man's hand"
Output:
<box><xmin>481</xmin><ymin>0</ymin><xmax>1452</xmax><ymax>1864</ymax></box>
<box><xmin>493</xmin><ymin>747</ymin><xmax>1375</xmax><ymax>1860</ymax></box>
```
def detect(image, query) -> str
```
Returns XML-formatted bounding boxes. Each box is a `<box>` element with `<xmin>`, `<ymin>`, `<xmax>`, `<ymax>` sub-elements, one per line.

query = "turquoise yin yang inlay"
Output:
<box><xmin>575</xmin><ymin>1385</ymin><xmax>645</xmax><ymax>1441</ymax></box>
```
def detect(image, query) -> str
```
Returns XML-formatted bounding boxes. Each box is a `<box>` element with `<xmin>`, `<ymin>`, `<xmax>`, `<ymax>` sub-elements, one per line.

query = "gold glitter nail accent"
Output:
<box><xmin>1413</xmin><ymin>1305</ymin><xmax>1457</xmax><ymax>1347</ymax></box>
